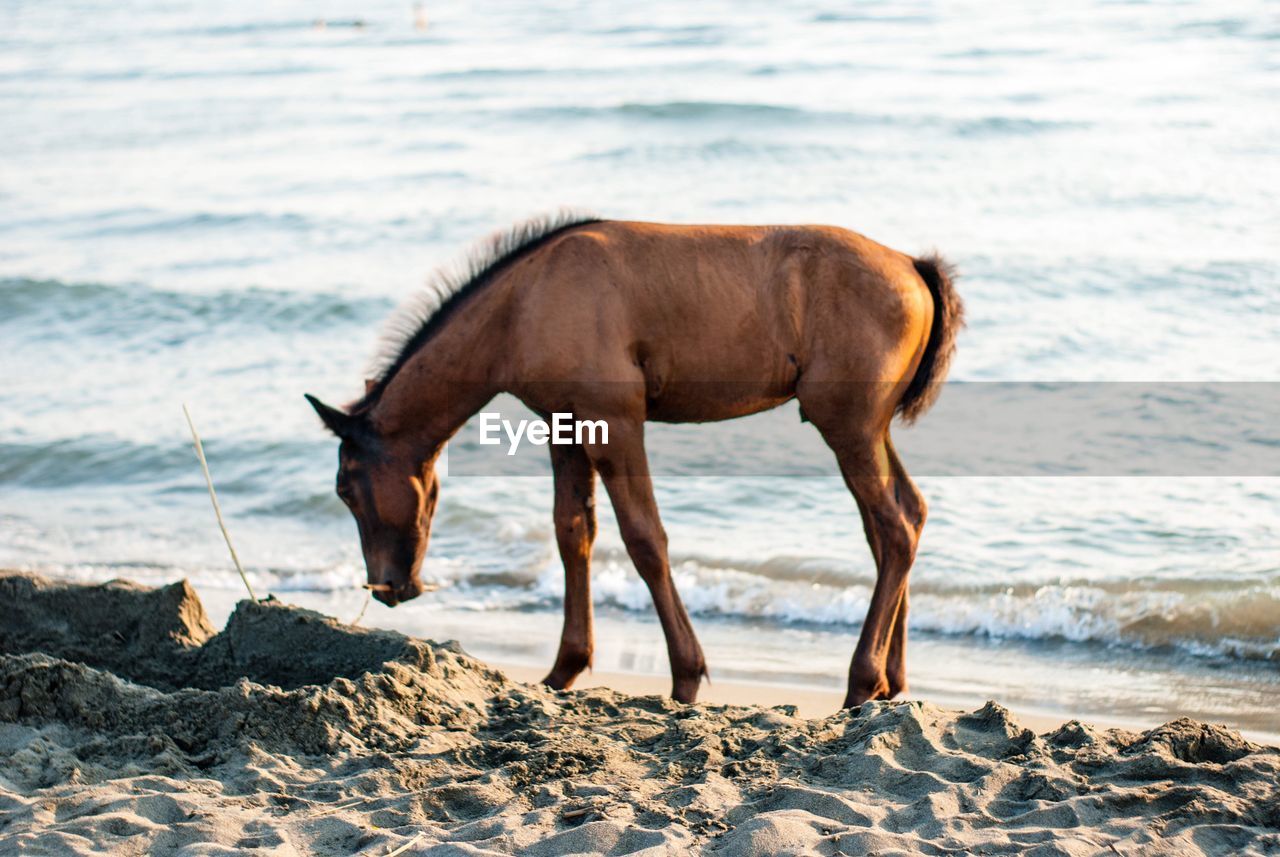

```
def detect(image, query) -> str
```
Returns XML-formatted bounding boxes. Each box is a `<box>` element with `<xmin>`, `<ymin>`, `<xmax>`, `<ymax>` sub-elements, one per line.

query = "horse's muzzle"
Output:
<box><xmin>371</xmin><ymin>576</ymin><xmax>425</xmax><ymax>607</ymax></box>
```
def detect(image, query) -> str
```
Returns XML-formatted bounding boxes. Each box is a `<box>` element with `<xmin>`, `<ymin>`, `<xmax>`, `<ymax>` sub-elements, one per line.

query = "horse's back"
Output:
<box><xmin>506</xmin><ymin>220</ymin><xmax>931</xmax><ymax>421</ymax></box>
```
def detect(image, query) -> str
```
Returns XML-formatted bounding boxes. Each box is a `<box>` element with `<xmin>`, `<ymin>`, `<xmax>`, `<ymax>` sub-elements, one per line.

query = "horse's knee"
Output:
<box><xmin>630</xmin><ymin>542</ymin><xmax>668</xmax><ymax>580</ymax></box>
<box><xmin>870</xmin><ymin>502</ymin><xmax>919</xmax><ymax>568</ymax></box>
<box><xmin>903</xmin><ymin>483</ymin><xmax>927</xmax><ymax>536</ymax></box>
<box><xmin>619</xmin><ymin>523</ymin><xmax>669</xmax><ymax>576</ymax></box>
<box><xmin>554</xmin><ymin>509</ymin><xmax>593</xmax><ymax>558</ymax></box>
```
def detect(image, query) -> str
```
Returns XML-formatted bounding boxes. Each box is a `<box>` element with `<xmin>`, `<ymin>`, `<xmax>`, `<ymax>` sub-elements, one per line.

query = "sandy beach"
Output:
<box><xmin>3</xmin><ymin>572</ymin><xmax>1277</xmax><ymax>856</ymax></box>
<box><xmin>493</xmin><ymin>666</ymin><xmax>1132</xmax><ymax>740</ymax></box>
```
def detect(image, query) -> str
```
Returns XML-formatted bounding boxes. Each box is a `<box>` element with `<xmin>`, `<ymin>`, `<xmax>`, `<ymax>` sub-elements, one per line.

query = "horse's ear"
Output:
<box><xmin>305</xmin><ymin>394</ymin><xmax>356</xmax><ymax>438</ymax></box>
<box><xmin>364</xmin><ymin>378</ymin><xmax>376</xmax><ymax>396</ymax></box>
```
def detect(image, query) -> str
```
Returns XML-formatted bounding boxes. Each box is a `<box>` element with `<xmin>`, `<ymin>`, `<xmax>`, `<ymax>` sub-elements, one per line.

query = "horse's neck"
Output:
<box><xmin>369</xmin><ymin>326</ymin><xmax>499</xmax><ymax>455</ymax></box>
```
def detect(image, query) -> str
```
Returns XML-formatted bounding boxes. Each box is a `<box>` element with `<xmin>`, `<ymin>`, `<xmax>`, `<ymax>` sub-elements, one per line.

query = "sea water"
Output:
<box><xmin>1</xmin><ymin>0</ymin><xmax>1277</xmax><ymax>736</ymax></box>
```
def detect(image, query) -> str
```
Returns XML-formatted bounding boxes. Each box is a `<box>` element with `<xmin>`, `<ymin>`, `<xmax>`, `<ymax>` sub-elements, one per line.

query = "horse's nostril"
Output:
<box><xmin>366</xmin><ymin>581</ymin><xmax>399</xmax><ymax>607</ymax></box>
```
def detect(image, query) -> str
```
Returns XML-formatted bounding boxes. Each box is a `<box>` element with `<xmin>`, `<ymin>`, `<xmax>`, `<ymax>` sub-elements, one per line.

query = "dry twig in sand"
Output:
<box><xmin>350</xmin><ymin>590</ymin><xmax>372</xmax><ymax>626</ymax></box>
<box><xmin>383</xmin><ymin>832</ymin><xmax>425</xmax><ymax>856</ymax></box>
<box><xmin>182</xmin><ymin>404</ymin><xmax>256</xmax><ymax>601</ymax></box>
<box><xmin>308</xmin><ymin>797</ymin><xmax>371</xmax><ymax>818</ymax></box>
<box><xmin>350</xmin><ymin>559</ymin><xmax>439</xmax><ymax>625</ymax></box>
<box><xmin>348</xmin><ymin>583</ymin><xmax>390</xmax><ymax>626</ymax></box>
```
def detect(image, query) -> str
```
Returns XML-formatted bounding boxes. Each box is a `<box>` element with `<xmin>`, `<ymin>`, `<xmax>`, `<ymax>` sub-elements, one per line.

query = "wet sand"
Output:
<box><xmin>3</xmin><ymin>571</ymin><xmax>1277</xmax><ymax>855</ymax></box>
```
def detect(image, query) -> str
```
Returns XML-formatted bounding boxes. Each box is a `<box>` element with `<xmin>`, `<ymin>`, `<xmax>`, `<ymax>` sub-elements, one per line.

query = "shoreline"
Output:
<box><xmin>8</xmin><ymin>572</ymin><xmax>1277</xmax><ymax>744</ymax></box>
<box><xmin>190</xmin><ymin>584</ymin><xmax>1280</xmax><ymax>745</ymax></box>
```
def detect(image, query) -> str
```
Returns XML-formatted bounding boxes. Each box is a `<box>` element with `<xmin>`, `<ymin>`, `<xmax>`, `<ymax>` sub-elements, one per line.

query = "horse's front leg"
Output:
<box><xmin>542</xmin><ymin>443</ymin><xmax>598</xmax><ymax>690</ymax></box>
<box><xmin>589</xmin><ymin>420</ymin><xmax>708</xmax><ymax>703</ymax></box>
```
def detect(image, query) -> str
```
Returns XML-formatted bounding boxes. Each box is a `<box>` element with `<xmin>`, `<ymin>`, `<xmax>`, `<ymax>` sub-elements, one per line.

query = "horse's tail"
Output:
<box><xmin>897</xmin><ymin>253</ymin><xmax>964</xmax><ymax>423</ymax></box>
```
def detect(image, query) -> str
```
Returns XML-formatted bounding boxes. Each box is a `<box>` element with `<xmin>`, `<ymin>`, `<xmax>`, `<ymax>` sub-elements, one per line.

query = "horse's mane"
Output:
<box><xmin>356</xmin><ymin>208</ymin><xmax>601</xmax><ymax>412</ymax></box>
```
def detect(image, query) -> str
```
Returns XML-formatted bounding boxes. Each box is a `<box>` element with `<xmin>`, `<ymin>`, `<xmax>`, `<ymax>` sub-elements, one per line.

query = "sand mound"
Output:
<box><xmin>2</xmin><ymin>572</ymin><xmax>1277</xmax><ymax>855</ymax></box>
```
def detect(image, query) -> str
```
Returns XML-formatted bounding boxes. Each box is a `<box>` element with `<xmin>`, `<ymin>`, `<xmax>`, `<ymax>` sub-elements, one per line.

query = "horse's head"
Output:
<box><xmin>306</xmin><ymin>394</ymin><xmax>440</xmax><ymax>606</ymax></box>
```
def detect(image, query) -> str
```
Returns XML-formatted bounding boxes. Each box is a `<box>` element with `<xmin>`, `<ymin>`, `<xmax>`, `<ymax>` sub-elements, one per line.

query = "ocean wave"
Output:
<box><xmin>13</xmin><ymin>546</ymin><xmax>1277</xmax><ymax>663</ymax></box>
<box><xmin>0</xmin><ymin>277</ymin><xmax>387</xmax><ymax>338</ymax></box>
<box><xmin>0</xmin><ymin>434</ymin><xmax>324</xmax><ymax>490</ymax></box>
<box><xmin>577</xmin><ymin>139</ymin><xmax>860</xmax><ymax>164</ymax></box>
<box><xmin>951</xmin><ymin>115</ymin><xmax>1086</xmax><ymax>137</ymax></box>
<box><xmin>74</xmin><ymin>209</ymin><xmax>312</xmax><ymax>239</ymax></box>
<box><xmin>501</xmin><ymin>101</ymin><xmax>1083</xmax><ymax>136</ymax></box>
<box><xmin>169</xmin><ymin>20</ymin><xmax>326</xmax><ymax>38</ymax></box>
<box><xmin>504</xmin><ymin>557</ymin><xmax>1280</xmax><ymax>663</ymax></box>
<box><xmin>510</xmin><ymin>101</ymin><xmax>817</xmax><ymax>123</ymax></box>
<box><xmin>295</xmin><ymin>536</ymin><xmax>1280</xmax><ymax>663</ymax></box>
<box><xmin>246</xmin><ymin>490</ymin><xmax>348</xmax><ymax>519</ymax></box>
<box><xmin>812</xmin><ymin>12</ymin><xmax>930</xmax><ymax>24</ymax></box>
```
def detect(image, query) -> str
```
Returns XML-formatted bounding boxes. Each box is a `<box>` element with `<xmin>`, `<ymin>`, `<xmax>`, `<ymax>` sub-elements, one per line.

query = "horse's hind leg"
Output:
<box><xmin>838</xmin><ymin>437</ymin><xmax>924</xmax><ymax>705</ymax></box>
<box><xmin>886</xmin><ymin>592</ymin><xmax>909</xmax><ymax>697</ymax></box>
<box><xmin>542</xmin><ymin>443</ymin><xmax>598</xmax><ymax>690</ymax></box>
<box><xmin>884</xmin><ymin>437</ymin><xmax>925</xmax><ymax>698</ymax></box>
<box><xmin>802</xmin><ymin>400</ymin><xmax>925</xmax><ymax>706</ymax></box>
<box><xmin>588</xmin><ymin>421</ymin><xmax>708</xmax><ymax>703</ymax></box>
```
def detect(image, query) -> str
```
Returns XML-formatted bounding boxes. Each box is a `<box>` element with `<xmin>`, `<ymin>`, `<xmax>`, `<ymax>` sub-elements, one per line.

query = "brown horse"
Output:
<box><xmin>307</xmin><ymin>211</ymin><xmax>962</xmax><ymax>707</ymax></box>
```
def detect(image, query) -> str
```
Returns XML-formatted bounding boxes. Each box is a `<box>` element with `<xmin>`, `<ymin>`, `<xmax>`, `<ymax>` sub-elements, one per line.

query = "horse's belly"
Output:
<box><xmin>645</xmin><ymin>385</ymin><xmax>794</xmax><ymax>423</ymax></box>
